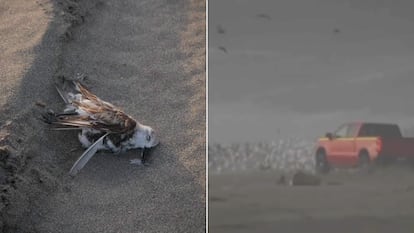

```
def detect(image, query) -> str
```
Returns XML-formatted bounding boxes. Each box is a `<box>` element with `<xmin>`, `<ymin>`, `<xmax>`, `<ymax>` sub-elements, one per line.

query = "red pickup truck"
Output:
<box><xmin>315</xmin><ymin>122</ymin><xmax>414</xmax><ymax>173</ymax></box>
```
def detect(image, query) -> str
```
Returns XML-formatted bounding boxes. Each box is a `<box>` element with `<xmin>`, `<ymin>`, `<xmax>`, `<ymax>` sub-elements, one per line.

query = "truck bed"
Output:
<box><xmin>380</xmin><ymin>137</ymin><xmax>414</xmax><ymax>158</ymax></box>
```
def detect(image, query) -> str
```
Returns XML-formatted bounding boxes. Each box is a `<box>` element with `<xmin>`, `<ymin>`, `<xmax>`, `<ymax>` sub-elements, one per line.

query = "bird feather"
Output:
<box><xmin>69</xmin><ymin>132</ymin><xmax>109</xmax><ymax>176</ymax></box>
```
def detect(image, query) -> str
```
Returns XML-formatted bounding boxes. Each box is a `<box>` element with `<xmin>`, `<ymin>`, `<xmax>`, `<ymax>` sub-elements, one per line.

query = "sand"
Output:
<box><xmin>209</xmin><ymin>167</ymin><xmax>414</xmax><ymax>233</ymax></box>
<box><xmin>0</xmin><ymin>0</ymin><xmax>205</xmax><ymax>232</ymax></box>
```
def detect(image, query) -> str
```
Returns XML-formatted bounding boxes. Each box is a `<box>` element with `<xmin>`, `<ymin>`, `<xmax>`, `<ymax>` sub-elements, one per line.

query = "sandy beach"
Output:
<box><xmin>0</xmin><ymin>0</ymin><xmax>205</xmax><ymax>232</ymax></box>
<box><xmin>209</xmin><ymin>167</ymin><xmax>414</xmax><ymax>233</ymax></box>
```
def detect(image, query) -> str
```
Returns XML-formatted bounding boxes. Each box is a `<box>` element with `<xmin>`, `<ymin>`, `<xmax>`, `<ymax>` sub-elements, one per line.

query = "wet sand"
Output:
<box><xmin>0</xmin><ymin>0</ymin><xmax>205</xmax><ymax>232</ymax></box>
<box><xmin>209</xmin><ymin>167</ymin><xmax>414</xmax><ymax>233</ymax></box>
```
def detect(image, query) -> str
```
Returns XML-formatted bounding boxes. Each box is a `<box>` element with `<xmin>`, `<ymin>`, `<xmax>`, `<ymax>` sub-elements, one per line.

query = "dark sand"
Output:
<box><xmin>209</xmin><ymin>167</ymin><xmax>414</xmax><ymax>233</ymax></box>
<box><xmin>0</xmin><ymin>0</ymin><xmax>205</xmax><ymax>232</ymax></box>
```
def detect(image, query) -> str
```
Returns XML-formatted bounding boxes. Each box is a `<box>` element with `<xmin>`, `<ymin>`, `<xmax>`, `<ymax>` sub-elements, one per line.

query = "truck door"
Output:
<box><xmin>341</xmin><ymin>123</ymin><xmax>359</xmax><ymax>165</ymax></box>
<box><xmin>329</xmin><ymin>123</ymin><xmax>357</xmax><ymax>166</ymax></box>
<box><xmin>328</xmin><ymin>124</ymin><xmax>350</xmax><ymax>165</ymax></box>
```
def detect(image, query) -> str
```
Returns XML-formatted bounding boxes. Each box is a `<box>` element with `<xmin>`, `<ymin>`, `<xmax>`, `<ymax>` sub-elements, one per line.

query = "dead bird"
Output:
<box><xmin>41</xmin><ymin>75</ymin><xmax>159</xmax><ymax>176</ymax></box>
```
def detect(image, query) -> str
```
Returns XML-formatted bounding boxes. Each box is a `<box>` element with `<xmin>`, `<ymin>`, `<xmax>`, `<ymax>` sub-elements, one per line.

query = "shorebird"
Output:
<box><xmin>42</xmin><ymin>75</ymin><xmax>159</xmax><ymax>176</ymax></box>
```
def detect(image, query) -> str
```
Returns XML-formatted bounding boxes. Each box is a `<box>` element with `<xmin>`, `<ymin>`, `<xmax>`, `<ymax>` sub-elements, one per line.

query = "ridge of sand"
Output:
<box><xmin>0</xmin><ymin>0</ymin><xmax>92</xmax><ymax>231</ymax></box>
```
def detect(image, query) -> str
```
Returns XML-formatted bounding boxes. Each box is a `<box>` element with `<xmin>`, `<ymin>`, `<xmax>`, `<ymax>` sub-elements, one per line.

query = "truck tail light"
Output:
<box><xmin>376</xmin><ymin>137</ymin><xmax>382</xmax><ymax>153</ymax></box>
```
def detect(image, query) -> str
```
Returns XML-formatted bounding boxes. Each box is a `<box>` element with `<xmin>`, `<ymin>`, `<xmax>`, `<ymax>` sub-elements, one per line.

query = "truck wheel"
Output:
<box><xmin>315</xmin><ymin>150</ymin><xmax>330</xmax><ymax>174</ymax></box>
<box><xmin>358</xmin><ymin>151</ymin><xmax>372</xmax><ymax>172</ymax></box>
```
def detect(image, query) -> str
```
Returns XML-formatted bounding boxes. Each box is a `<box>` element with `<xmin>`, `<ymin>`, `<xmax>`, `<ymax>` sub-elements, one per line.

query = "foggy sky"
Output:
<box><xmin>209</xmin><ymin>0</ymin><xmax>414</xmax><ymax>143</ymax></box>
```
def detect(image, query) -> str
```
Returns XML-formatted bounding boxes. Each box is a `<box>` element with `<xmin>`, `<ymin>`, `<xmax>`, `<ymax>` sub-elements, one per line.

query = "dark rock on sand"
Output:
<box><xmin>291</xmin><ymin>171</ymin><xmax>321</xmax><ymax>186</ymax></box>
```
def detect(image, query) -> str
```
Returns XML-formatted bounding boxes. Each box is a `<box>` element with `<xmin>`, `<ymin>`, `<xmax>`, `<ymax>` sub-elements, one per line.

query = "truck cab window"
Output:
<box><xmin>334</xmin><ymin>124</ymin><xmax>349</xmax><ymax>138</ymax></box>
<box><xmin>346</xmin><ymin>124</ymin><xmax>359</xmax><ymax>137</ymax></box>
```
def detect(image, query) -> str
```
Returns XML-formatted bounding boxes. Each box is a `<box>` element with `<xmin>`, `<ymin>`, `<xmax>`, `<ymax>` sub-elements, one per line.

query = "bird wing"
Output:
<box><xmin>45</xmin><ymin>81</ymin><xmax>137</xmax><ymax>135</ymax></box>
<box><xmin>69</xmin><ymin>132</ymin><xmax>109</xmax><ymax>176</ymax></box>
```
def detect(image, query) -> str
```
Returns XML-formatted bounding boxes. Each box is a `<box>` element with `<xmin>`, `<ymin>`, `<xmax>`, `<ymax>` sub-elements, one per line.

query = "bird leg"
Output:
<box><xmin>129</xmin><ymin>148</ymin><xmax>147</xmax><ymax>166</ymax></box>
<box><xmin>141</xmin><ymin>148</ymin><xmax>146</xmax><ymax>163</ymax></box>
<box><xmin>141</xmin><ymin>148</ymin><xmax>149</xmax><ymax>166</ymax></box>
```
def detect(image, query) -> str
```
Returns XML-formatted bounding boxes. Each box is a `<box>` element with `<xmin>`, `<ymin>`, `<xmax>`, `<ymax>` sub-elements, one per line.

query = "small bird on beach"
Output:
<box><xmin>42</xmin><ymin>75</ymin><xmax>159</xmax><ymax>176</ymax></box>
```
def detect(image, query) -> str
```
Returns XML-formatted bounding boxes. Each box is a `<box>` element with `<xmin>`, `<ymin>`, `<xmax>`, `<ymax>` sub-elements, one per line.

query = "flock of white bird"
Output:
<box><xmin>209</xmin><ymin>138</ymin><xmax>316</xmax><ymax>175</ymax></box>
